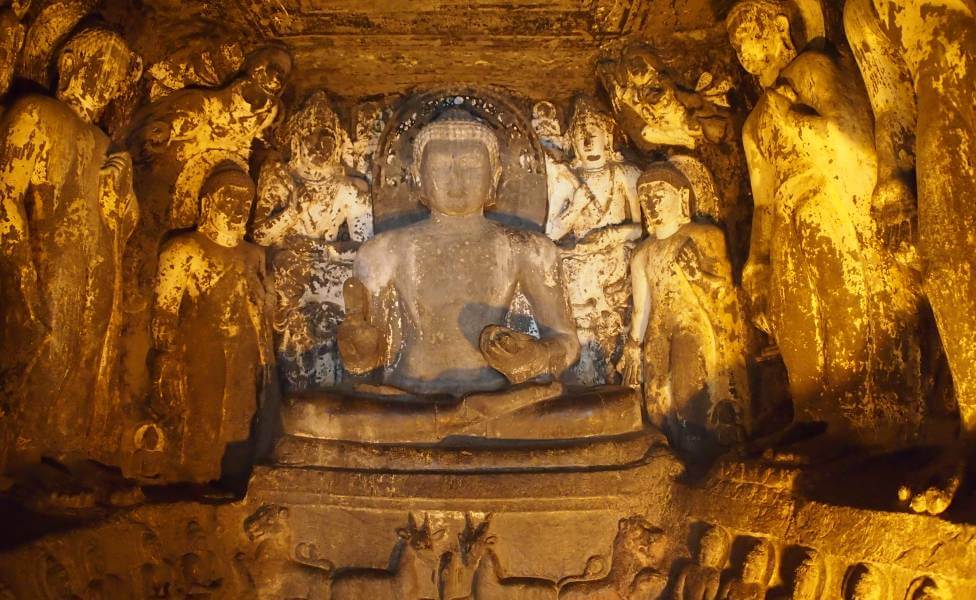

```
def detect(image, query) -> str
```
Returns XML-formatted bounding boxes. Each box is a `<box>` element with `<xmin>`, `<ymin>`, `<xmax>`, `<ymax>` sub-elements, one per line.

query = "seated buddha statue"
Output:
<box><xmin>277</xmin><ymin>109</ymin><xmax>650</xmax><ymax>458</ymax></box>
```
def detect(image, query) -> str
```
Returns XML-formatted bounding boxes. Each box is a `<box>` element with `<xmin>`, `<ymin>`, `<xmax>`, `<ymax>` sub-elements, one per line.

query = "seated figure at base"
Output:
<box><xmin>279</xmin><ymin>109</ymin><xmax>648</xmax><ymax>454</ymax></box>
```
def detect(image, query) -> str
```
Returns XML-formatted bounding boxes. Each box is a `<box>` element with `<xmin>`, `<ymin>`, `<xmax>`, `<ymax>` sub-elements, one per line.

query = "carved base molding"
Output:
<box><xmin>0</xmin><ymin>455</ymin><xmax>973</xmax><ymax>598</ymax></box>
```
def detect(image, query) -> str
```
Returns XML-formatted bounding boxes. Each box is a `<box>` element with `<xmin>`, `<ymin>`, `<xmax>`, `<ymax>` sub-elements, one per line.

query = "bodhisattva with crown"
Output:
<box><xmin>546</xmin><ymin>99</ymin><xmax>642</xmax><ymax>386</ymax></box>
<box><xmin>278</xmin><ymin>109</ymin><xmax>648</xmax><ymax>449</ymax></box>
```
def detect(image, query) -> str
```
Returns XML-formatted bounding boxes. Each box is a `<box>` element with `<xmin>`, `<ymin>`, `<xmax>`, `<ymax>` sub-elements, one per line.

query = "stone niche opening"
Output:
<box><xmin>0</xmin><ymin>0</ymin><xmax>974</xmax><ymax>598</ymax></box>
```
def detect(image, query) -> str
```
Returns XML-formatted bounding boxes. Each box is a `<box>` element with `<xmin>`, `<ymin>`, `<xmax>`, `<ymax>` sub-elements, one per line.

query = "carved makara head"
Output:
<box><xmin>56</xmin><ymin>28</ymin><xmax>142</xmax><ymax>123</ymax></box>
<box><xmin>288</xmin><ymin>90</ymin><xmax>348</xmax><ymax>174</ymax></box>
<box><xmin>638</xmin><ymin>162</ymin><xmax>694</xmax><ymax>234</ymax></box>
<box><xmin>726</xmin><ymin>0</ymin><xmax>799</xmax><ymax>88</ymax></box>
<box><xmin>243</xmin><ymin>45</ymin><xmax>292</xmax><ymax>97</ymax></box>
<box><xmin>412</xmin><ymin>108</ymin><xmax>503</xmax><ymax>215</ymax></box>
<box><xmin>199</xmin><ymin>163</ymin><xmax>255</xmax><ymax>247</ymax></box>
<box><xmin>567</xmin><ymin>97</ymin><xmax>617</xmax><ymax>170</ymax></box>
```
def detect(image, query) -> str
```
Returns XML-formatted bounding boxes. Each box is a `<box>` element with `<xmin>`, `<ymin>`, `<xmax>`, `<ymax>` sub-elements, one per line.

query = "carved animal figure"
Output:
<box><xmin>330</xmin><ymin>514</ymin><xmax>445</xmax><ymax>600</ymax></box>
<box><xmin>558</xmin><ymin>517</ymin><xmax>668</xmax><ymax>600</ymax></box>
<box><xmin>244</xmin><ymin>504</ymin><xmax>332</xmax><ymax>600</ymax></box>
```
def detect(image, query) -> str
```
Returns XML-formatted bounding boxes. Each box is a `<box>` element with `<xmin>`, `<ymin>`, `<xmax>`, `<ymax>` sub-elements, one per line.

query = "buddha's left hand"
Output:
<box><xmin>480</xmin><ymin>325</ymin><xmax>551</xmax><ymax>384</ymax></box>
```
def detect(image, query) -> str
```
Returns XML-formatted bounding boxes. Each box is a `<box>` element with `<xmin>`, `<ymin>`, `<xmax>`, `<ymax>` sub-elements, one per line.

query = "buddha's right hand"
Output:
<box><xmin>618</xmin><ymin>339</ymin><xmax>642</xmax><ymax>388</ymax></box>
<box><xmin>338</xmin><ymin>278</ymin><xmax>384</xmax><ymax>374</ymax></box>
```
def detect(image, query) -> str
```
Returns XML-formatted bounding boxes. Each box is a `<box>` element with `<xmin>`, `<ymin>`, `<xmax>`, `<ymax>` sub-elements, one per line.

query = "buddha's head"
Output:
<box><xmin>412</xmin><ymin>109</ymin><xmax>502</xmax><ymax>217</ymax></box>
<box><xmin>199</xmin><ymin>164</ymin><xmax>255</xmax><ymax>247</ymax></box>
<box><xmin>288</xmin><ymin>91</ymin><xmax>347</xmax><ymax>177</ymax></box>
<box><xmin>792</xmin><ymin>551</ymin><xmax>824</xmax><ymax>600</ymax></box>
<box><xmin>243</xmin><ymin>46</ymin><xmax>292</xmax><ymax>97</ymax></box>
<box><xmin>726</xmin><ymin>0</ymin><xmax>799</xmax><ymax>88</ymax></box>
<box><xmin>698</xmin><ymin>526</ymin><xmax>728</xmax><ymax>569</ymax></box>
<box><xmin>638</xmin><ymin>162</ymin><xmax>693</xmax><ymax>237</ymax></box>
<box><xmin>567</xmin><ymin>98</ymin><xmax>616</xmax><ymax>171</ymax></box>
<box><xmin>741</xmin><ymin>542</ymin><xmax>772</xmax><ymax>586</ymax></box>
<box><xmin>56</xmin><ymin>28</ymin><xmax>142</xmax><ymax>123</ymax></box>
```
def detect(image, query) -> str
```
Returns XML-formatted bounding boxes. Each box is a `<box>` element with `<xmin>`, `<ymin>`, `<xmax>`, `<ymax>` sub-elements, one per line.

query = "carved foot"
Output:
<box><xmin>897</xmin><ymin>449</ymin><xmax>966</xmax><ymax>516</ymax></box>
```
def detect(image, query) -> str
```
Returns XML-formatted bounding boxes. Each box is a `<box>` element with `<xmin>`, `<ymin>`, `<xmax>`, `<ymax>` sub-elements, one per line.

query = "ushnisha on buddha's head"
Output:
<box><xmin>637</xmin><ymin>162</ymin><xmax>694</xmax><ymax>239</ymax></box>
<box><xmin>198</xmin><ymin>164</ymin><xmax>255</xmax><ymax>247</ymax></box>
<box><xmin>726</xmin><ymin>0</ymin><xmax>800</xmax><ymax>88</ymax></box>
<box><xmin>412</xmin><ymin>108</ymin><xmax>502</xmax><ymax>217</ymax></box>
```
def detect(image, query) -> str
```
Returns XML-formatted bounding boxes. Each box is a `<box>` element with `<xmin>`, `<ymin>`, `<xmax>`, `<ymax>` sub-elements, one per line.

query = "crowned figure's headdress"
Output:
<box><xmin>287</xmin><ymin>90</ymin><xmax>349</xmax><ymax>166</ymax></box>
<box><xmin>412</xmin><ymin>108</ymin><xmax>502</xmax><ymax>181</ymax></box>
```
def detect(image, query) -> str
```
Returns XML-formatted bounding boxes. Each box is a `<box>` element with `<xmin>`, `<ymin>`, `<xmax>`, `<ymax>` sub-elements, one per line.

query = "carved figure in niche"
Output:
<box><xmin>179</xmin><ymin>520</ymin><xmax>223</xmax><ymax>596</ymax></box>
<box><xmin>906</xmin><ymin>577</ymin><xmax>947</xmax><ymax>600</ymax></box>
<box><xmin>244</xmin><ymin>504</ymin><xmax>333</xmax><ymax>599</ymax></box>
<box><xmin>123</xmin><ymin>46</ymin><xmax>290</xmax><ymax>402</ymax></box>
<box><xmin>599</xmin><ymin>43</ymin><xmax>732</xmax><ymax>150</ymax></box>
<box><xmin>844</xmin><ymin>0</ymin><xmax>976</xmax><ymax>515</ymax></box>
<box><xmin>787</xmin><ymin>550</ymin><xmax>824</xmax><ymax>600</ymax></box>
<box><xmin>844</xmin><ymin>564</ymin><xmax>889</xmax><ymax>600</ymax></box>
<box><xmin>331</xmin><ymin>513</ymin><xmax>447</xmax><ymax>600</ymax></box>
<box><xmin>558</xmin><ymin>516</ymin><xmax>669</xmax><ymax>600</ymax></box>
<box><xmin>719</xmin><ymin>540</ymin><xmax>774</xmax><ymax>600</ymax></box>
<box><xmin>619</xmin><ymin>160</ymin><xmax>750</xmax><ymax>449</ymax></box>
<box><xmin>138</xmin><ymin>528</ymin><xmax>178</xmax><ymax>599</ymax></box>
<box><xmin>726</xmin><ymin>0</ymin><xmax>921</xmax><ymax>450</ymax></box>
<box><xmin>534</xmin><ymin>101</ymin><xmax>584</xmax><ymax>240</ymax></box>
<box><xmin>343</xmin><ymin>99</ymin><xmax>390</xmax><ymax>182</ymax></box>
<box><xmin>546</xmin><ymin>97</ymin><xmax>642</xmax><ymax>385</ymax></box>
<box><xmin>0</xmin><ymin>0</ymin><xmax>30</xmax><ymax>99</ymax></box>
<box><xmin>150</xmin><ymin>165</ymin><xmax>273</xmax><ymax>484</ymax></box>
<box><xmin>253</xmin><ymin>91</ymin><xmax>373</xmax><ymax>391</ymax></box>
<box><xmin>0</xmin><ymin>28</ymin><xmax>141</xmax><ymax>469</ymax></box>
<box><xmin>339</xmin><ymin>108</ymin><xmax>580</xmax><ymax>396</ymax></box>
<box><xmin>145</xmin><ymin>40</ymin><xmax>245</xmax><ymax>101</ymax></box>
<box><xmin>673</xmin><ymin>525</ymin><xmax>728</xmax><ymax>600</ymax></box>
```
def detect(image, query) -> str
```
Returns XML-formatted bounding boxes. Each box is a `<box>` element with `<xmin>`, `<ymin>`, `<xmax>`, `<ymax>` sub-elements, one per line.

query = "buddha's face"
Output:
<box><xmin>572</xmin><ymin>121</ymin><xmax>609</xmax><ymax>169</ymax></box>
<box><xmin>728</xmin><ymin>12</ymin><xmax>796</xmax><ymax>88</ymax></box>
<box><xmin>58</xmin><ymin>37</ymin><xmax>137</xmax><ymax>121</ymax></box>
<box><xmin>202</xmin><ymin>183</ymin><xmax>253</xmax><ymax>244</ymax></box>
<box><xmin>639</xmin><ymin>180</ymin><xmax>689</xmax><ymax>232</ymax></box>
<box><xmin>420</xmin><ymin>138</ymin><xmax>495</xmax><ymax>216</ymax></box>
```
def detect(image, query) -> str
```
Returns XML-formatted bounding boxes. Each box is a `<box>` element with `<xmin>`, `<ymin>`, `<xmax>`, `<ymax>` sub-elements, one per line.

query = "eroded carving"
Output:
<box><xmin>599</xmin><ymin>43</ymin><xmax>732</xmax><ymax>150</ymax></box>
<box><xmin>719</xmin><ymin>538</ymin><xmax>774</xmax><ymax>600</ymax></box>
<box><xmin>674</xmin><ymin>525</ymin><xmax>729</xmax><ymax>600</ymax></box>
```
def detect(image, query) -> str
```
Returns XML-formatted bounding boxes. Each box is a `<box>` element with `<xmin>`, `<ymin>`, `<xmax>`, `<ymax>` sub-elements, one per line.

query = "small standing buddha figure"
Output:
<box><xmin>151</xmin><ymin>165</ymin><xmax>273</xmax><ymax>483</ymax></box>
<box><xmin>619</xmin><ymin>161</ymin><xmax>749</xmax><ymax>449</ymax></box>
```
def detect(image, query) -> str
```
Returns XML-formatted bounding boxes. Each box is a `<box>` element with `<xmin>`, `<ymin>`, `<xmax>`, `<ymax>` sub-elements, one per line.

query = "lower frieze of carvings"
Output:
<box><xmin>0</xmin><ymin>458</ymin><xmax>972</xmax><ymax>599</ymax></box>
